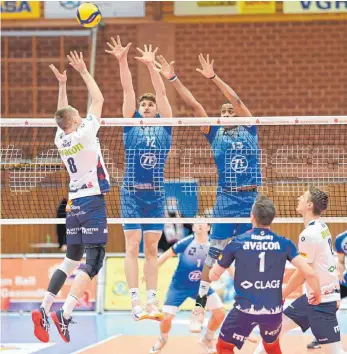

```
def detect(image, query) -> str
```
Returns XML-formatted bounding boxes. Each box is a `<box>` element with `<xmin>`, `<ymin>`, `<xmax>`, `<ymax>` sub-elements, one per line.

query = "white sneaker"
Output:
<box><xmin>131</xmin><ymin>299</ymin><xmax>147</xmax><ymax>321</ymax></box>
<box><xmin>199</xmin><ymin>336</ymin><xmax>217</xmax><ymax>354</ymax></box>
<box><xmin>146</xmin><ymin>300</ymin><xmax>164</xmax><ymax>321</ymax></box>
<box><xmin>189</xmin><ymin>306</ymin><xmax>205</xmax><ymax>333</ymax></box>
<box><xmin>149</xmin><ymin>336</ymin><xmax>167</xmax><ymax>353</ymax></box>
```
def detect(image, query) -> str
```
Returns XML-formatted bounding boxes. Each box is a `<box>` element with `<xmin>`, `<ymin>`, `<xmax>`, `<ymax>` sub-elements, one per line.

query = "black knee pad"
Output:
<box><xmin>83</xmin><ymin>244</ymin><xmax>105</xmax><ymax>279</ymax></box>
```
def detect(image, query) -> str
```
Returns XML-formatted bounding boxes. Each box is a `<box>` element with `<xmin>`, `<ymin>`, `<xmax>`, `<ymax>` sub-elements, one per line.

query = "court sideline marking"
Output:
<box><xmin>71</xmin><ymin>333</ymin><xmax>123</xmax><ymax>354</ymax></box>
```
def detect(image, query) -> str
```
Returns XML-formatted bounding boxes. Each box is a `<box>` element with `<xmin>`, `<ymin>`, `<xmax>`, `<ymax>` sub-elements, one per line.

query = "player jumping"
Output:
<box><xmin>255</xmin><ymin>187</ymin><xmax>346</xmax><ymax>354</ymax></box>
<box><xmin>210</xmin><ymin>195</ymin><xmax>321</xmax><ymax>354</ymax></box>
<box><xmin>32</xmin><ymin>51</ymin><xmax>109</xmax><ymax>343</ymax></box>
<box><xmin>149</xmin><ymin>223</ymin><xmax>225</xmax><ymax>354</ymax></box>
<box><xmin>307</xmin><ymin>229</ymin><xmax>347</xmax><ymax>350</ymax></box>
<box><xmin>106</xmin><ymin>36</ymin><xmax>173</xmax><ymax>321</ymax></box>
<box><xmin>155</xmin><ymin>54</ymin><xmax>260</xmax><ymax>332</ymax></box>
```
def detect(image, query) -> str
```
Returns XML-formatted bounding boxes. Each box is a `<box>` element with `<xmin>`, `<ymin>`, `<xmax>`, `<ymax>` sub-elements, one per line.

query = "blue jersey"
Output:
<box><xmin>204</xmin><ymin>126</ymin><xmax>261</xmax><ymax>191</ymax></box>
<box><xmin>335</xmin><ymin>230</ymin><xmax>347</xmax><ymax>287</ymax></box>
<box><xmin>171</xmin><ymin>235</ymin><xmax>210</xmax><ymax>289</ymax></box>
<box><xmin>123</xmin><ymin>111</ymin><xmax>172</xmax><ymax>191</ymax></box>
<box><xmin>218</xmin><ymin>228</ymin><xmax>299</xmax><ymax>314</ymax></box>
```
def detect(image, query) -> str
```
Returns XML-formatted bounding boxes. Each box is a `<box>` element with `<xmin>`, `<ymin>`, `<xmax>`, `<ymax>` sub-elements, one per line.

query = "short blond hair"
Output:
<box><xmin>55</xmin><ymin>106</ymin><xmax>75</xmax><ymax>130</ymax></box>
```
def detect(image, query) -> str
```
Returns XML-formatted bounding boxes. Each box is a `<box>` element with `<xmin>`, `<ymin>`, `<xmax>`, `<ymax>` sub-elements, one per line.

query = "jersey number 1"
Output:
<box><xmin>258</xmin><ymin>252</ymin><xmax>265</xmax><ymax>272</ymax></box>
<box><xmin>67</xmin><ymin>157</ymin><xmax>77</xmax><ymax>173</ymax></box>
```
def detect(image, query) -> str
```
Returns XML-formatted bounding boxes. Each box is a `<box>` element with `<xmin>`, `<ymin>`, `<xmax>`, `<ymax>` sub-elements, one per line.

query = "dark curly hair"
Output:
<box><xmin>309</xmin><ymin>186</ymin><xmax>329</xmax><ymax>215</ymax></box>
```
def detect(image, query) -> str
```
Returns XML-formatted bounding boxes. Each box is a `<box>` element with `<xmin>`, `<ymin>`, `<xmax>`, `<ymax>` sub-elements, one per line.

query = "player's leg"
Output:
<box><xmin>200</xmin><ymin>290</ymin><xmax>225</xmax><ymax>353</ymax></box>
<box><xmin>31</xmin><ymin>212</ymin><xmax>84</xmax><ymax>343</ymax></box>
<box><xmin>216</xmin><ymin>307</ymin><xmax>256</xmax><ymax>354</ymax></box>
<box><xmin>258</xmin><ymin>313</ymin><xmax>283</xmax><ymax>354</ymax></box>
<box><xmin>51</xmin><ymin>195</ymin><xmax>107</xmax><ymax>342</ymax></box>
<box><xmin>150</xmin><ymin>286</ymin><xmax>186</xmax><ymax>353</ymax></box>
<box><xmin>308</xmin><ymin>301</ymin><xmax>346</xmax><ymax>354</ymax></box>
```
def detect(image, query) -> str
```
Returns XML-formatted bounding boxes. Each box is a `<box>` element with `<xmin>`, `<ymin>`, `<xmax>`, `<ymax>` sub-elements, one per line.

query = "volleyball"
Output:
<box><xmin>76</xmin><ymin>3</ymin><xmax>102</xmax><ymax>28</ymax></box>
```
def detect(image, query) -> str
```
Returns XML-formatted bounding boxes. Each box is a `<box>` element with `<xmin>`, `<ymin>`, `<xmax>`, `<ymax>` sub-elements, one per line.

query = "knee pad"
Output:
<box><xmin>83</xmin><ymin>244</ymin><xmax>106</xmax><ymax>279</ymax></box>
<box><xmin>59</xmin><ymin>257</ymin><xmax>80</xmax><ymax>277</ymax></box>
<box><xmin>205</xmin><ymin>239</ymin><xmax>229</xmax><ymax>267</ymax></box>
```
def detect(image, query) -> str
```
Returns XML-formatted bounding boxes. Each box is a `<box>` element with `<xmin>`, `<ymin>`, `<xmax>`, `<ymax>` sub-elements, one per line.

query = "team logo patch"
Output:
<box><xmin>140</xmin><ymin>152</ymin><xmax>157</xmax><ymax>169</ymax></box>
<box><xmin>188</xmin><ymin>270</ymin><xmax>202</xmax><ymax>281</ymax></box>
<box><xmin>218</xmin><ymin>254</ymin><xmax>223</xmax><ymax>261</ymax></box>
<box><xmin>230</xmin><ymin>155</ymin><xmax>248</xmax><ymax>173</ymax></box>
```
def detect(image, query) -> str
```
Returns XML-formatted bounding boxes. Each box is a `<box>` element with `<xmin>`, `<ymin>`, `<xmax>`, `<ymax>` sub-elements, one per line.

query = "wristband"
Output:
<box><xmin>169</xmin><ymin>75</ymin><xmax>178</xmax><ymax>82</ymax></box>
<box><xmin>208</xmin><ymin>74</ymin><xmax>216</xmax><ymax>80</ymax></box>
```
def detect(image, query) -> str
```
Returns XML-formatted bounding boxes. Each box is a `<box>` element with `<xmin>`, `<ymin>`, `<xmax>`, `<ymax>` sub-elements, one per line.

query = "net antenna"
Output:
<box><xmin>1</xmin><ymin>116</ymin><xmax>347</xmax><ymax>225</ymax></box>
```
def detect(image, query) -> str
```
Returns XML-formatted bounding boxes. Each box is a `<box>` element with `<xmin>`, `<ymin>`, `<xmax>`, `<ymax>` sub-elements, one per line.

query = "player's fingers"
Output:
<box><xmin>207</xmin><ymin>54</ymin><xmax>210</xmax><ymax>64</ymax></box>
<box><xmin>134</xmin><ymin>56</ymin><xmax>143</xmax><ymax>61</ymax></box>
<box><xmin>154</xmin><ymin>61</ymin><xmax>162</xmax><ymax>69</ymax></box>
<box><xmin>111</xmin><ymin>37</ymin><xmax>117</xmax><ymax>46</ymax></box>
<box><xmin>105</xmin><ymin>49</ymin><xmax>113</xmax><ymax>54</ymax></box>
<box><xmin>106</xmin><ymin>42</ymin><xmax>114</xmax><ymax>50</ymax></box>
<box><xmin>144</xmin><ymin>44</ymin><xmax>148</xmax><ymax>52</ymax></box>
<box><xmin>116</xmin><ymin>35</ymin><xmax>121</xmax><ymax>46</ymax></box>
<box><xmin>125</xmin><ymin>43</ymin><xmax>132</xmax><ymax>51</ymax></box>
<box><xmin>66</xmin><ymin>54</ymin><xmax>73</xmax><ymax>63</ymax></box>
<box><xmin>198</xmin><ymin>54</ymin><xmax>205</xmax><ymax>66</ymax></box>
<box><xmin>211</xmin><ymin>59</ymin><xmax>214</xmax><ymax>68</ymax></box>
<box><xmin>153</xmin><ymin>47</ymin><xmax>158</xmax><ymax>55</ymax></box>
<box><xmin>63</xmin><ymin>70</ymin><xmax>67</xmax><ymax>76</ymax></box>
<box><xmin>69</xmin><ymin>51</ymin><xmax>76</xmax><ymax>62</ymax></box>
<box><xmin>149</xmin><ymin>44</ymin><xmax>152</xmax><ymax>52</ymax></box>
<box><xmin>80</xmin><ymin>52</ymin><xmax>83</xmax><ymax>61</ymax></box>
<box><xmin>74</xmin><ymin>51</ymin><xmax>79</xmax><ymax>60</ymax></box>
<box><xmin>136</xmin><ymin>47</ymin><xmax>144</xmax><ymax>54</ymax></box>
<box><xmin>196</xmin><ymin>68</ymin><xmax>203</xmax><ymax>73</ymax></box>
<box><xmin>170</xmin><ymin>61</ymin><xmax>175</xmax><ymax>67</ymax></box>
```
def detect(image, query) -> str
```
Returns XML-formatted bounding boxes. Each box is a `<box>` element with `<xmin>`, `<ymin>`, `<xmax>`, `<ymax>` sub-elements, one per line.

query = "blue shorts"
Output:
<box><xmin>219</xmin><ymin>307</ymin><xmax>282</xmax><ymax>350</ymax></box>
<box><xmin>66</xmin><ymin>195</ymin><xmax>108</xmax><ymax>245</ymax></box>
<box><xmin>210</xmin><ymin>190</ymin><xmax>256</xmax><ymax>240</ymax></box>
<box><xmin>164</xmin><ymin>284</ymin><xmax>214</xmax><ymax>308</ymax></box>
<box><xmin>284</xmin><ymin>295</ymin><xmax>340</xmax><ymax>344</ymax></box>
<box><xmin>121</xmin><ymin>187</ymin><xmax>165</xmax><ymax>232</ymax></box>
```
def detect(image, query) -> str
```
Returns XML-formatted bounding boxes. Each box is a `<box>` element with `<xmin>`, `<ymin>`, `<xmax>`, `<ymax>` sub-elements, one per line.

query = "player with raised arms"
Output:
<box><xmin>106</xmin><ymin>36</ymin><xmax>173</xmax><ymax>321</ymax></box>
<box><xmin>255</xmin><ymin>188</ymin><xmax>346</xmax><ymax>354</ymax></box>
<box><xmin>149</xmin><ymin>223</ymin><xmax>225</xmax><ymax>354</ymax></box>
<box><xmin>210</xmin><ymin>195</ymin><xmax>321</xmax><ymax>354</ymax></box>
<box><xmin>32</xmin><ymin>51</ymin><xmax>109</xmax><ymax>343</ymax></box>
<box><xmin>155</xmin><ymin>54</ymin><xmax>260</xmax><ymax>332</ymax></box>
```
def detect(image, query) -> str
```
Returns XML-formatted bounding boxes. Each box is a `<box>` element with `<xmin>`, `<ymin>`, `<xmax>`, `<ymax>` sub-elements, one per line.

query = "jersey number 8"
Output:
<box><xmin>67</xmin><ymin>157</ymin><xmax>77</xmax><ymax>173</ymax></box>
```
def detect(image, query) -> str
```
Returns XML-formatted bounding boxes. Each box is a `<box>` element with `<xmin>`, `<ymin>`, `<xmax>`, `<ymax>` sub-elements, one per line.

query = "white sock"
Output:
<box><xmin>205</xmin><ymin>328</ymin><xmax>215</xmax><ymax>341</ymax></box>
<box><xmin>41</xmin><ymin>292</ymin><xmax>55</xmax><ymax>314</ymax></box>
<box><xmin>198</xmin><ymin>281</ymin><xmax>210</xmax><ymax>298</ymax></box>
<box><xmin>161</xmin><ymin>332</ymin><xmax>168</xmax><ymax>341</ymax></box>
<box><xmin>130</xmin><ymin>288</ymin><xmax>140</xmax><ymax>302</ymax></box>
<box><xmin>62</xmin><ymin>294</ymin><xmax>78</xmax><ymax>319</ymax></box>
<box><xmin>147</xmin><ymin>289</ymin><xmax>157</xmax><ymax>303</ymax></box>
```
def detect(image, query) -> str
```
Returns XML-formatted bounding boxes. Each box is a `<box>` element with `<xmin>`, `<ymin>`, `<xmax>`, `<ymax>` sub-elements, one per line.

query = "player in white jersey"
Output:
<box><xmin>255</xmin><ymin>187</ymin><xmax>346</xmax><ymax>354</ymax></box>
<box><xmin>32</xmin><ymin>51</ymin><xmax>109</xmax><ymax>344</ymax></box>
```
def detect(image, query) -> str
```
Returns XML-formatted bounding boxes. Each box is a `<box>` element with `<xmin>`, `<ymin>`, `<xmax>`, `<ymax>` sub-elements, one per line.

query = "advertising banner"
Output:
<box><xmin>0</xmin><ymin>1</ymin><xmax>41</xmax><ymax>19</ymax></box>
<box><xmin>238</xmin><ymin>1</ymin><xmax>276</xmax><ymax>15</ymax></box>
<box><xmin>1</xmin><ymin>258</ymin><xmax>97</xmax><ymax>312</ymax></box>
<box><xmin>283</xmin><ymin>1</ymin><xmax>347</xmax><ymax>14</ymax></box>
<box><xmin>44</xmin><ymin>1</ymin><xmax>145</xmax><ymax>19</ymax></box>
<box><xmin>104</xmin><ymin>257</ymin><xmax>304</xmax><ymax>311</ymax></box>
<box><xmin>174</xmin><ymin>1</ymin><xmax>238</xmax><ymax>16</ymax></box>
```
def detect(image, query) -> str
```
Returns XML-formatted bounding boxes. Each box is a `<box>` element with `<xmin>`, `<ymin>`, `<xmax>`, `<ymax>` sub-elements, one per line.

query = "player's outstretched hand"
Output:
<box><xmin>67</xmin><ymin>51</ymin><xmax>87</xmax><ymax>73</ymax></box>
<box><xmin>105</xmin><ymin>35</ymin><xmax>131</xmax><ymax>60</ymax></box>
<box><xmin>135</xmin><ymin>44</ymin><xmax>158</xmax><ymax>66</ymax></box>
<box><xmin>155</xmin><ymin>55</ymin><xmax>175</xmax><ymax>80</ymax></box>
<box><xmin>49</xmin><ymin>64</ymin><xmax>67</xmax><ymax>84</ymax></box>
<box><xmin>196</xmin><ymin>53</ymin><xmax>215</xmax><ymax>79</ymax></box>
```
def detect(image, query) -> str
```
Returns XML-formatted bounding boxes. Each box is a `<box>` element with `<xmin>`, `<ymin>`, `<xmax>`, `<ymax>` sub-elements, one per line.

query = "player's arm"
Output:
<box><xmin>337</xmin><ymin>252</ymin><xmax>346</xmax><ymax>284</ymax></box>
<box><xmin>156</xmin><ymin>55</ymin><xmax>208</xmax><ymax>118</ymax></box>
<box><xmin>67</xmin><ymin>51</ymin><xmax>104</xmax><ymax>121</ymax></box>
<box><xmin>158</xmin><ymin>247</ymin><xmax>176</xmax><ymax>267</ymax></box>
<box><xmin>105</xmin><ymin>36</ymin><xmax>135</xmax><ymax>118</ymax></box>
<box><xmin>210</xmin><ymin>241</ymin><xmax>235</xmax><ymax>282</ymax></box>
<box><xmin>227</xmin><ymin>266</ymin><xmax>235</xmax><ymax>279</ymax></box>
<box><xmin>49</xmin><ymin>64</ymin><xmax>68</xmax><ymax>109</ymax></box>
<box><xmin>196</xmin><ymin>54</ymin><xmax>252</xmax><ymax>117</ymax></box>
<box><xmin>135</xmin><ymin>45</ymin><xmax>172</xmax><ymax>118</ymax></box>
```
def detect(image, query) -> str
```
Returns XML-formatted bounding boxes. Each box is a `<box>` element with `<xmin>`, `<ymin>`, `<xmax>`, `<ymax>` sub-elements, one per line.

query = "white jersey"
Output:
<box><xmin>55</xmin><ymin>113</ymin><xmax>110</xmax><ymax>200</ymax></box>
<box><xmin>299</xmin><ymin>219</ymin><xmax>340</xmax><ymax>303</ymax></box>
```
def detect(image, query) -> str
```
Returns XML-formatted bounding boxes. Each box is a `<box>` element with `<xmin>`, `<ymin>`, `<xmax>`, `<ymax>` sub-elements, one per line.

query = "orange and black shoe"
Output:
<box><xmin>32</xmin><ymin>307</ymin><xmax>50</xmax><ymax>343</ymax></box>
<box><xmin>51</xmin><ymin>309</ymin><xmax>74</xmax><ymax>343</ymax></box>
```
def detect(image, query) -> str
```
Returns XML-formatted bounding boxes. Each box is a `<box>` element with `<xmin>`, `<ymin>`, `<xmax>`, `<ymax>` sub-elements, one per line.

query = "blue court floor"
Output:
<box><xmin>1</xmin><ymin>310</ymin><xmax>347</xmax><ymax>354</ymax></box>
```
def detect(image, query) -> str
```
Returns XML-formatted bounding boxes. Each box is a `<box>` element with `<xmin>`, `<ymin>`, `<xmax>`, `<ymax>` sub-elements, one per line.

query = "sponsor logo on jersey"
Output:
<box><xmin>265</xmin><ymin>325</ymin><xmax>281</xmax><ymax>336</ymax></box>
<box><xmin>66</xmin><ymin>227</ymin><xmax>81</xmax><ymax>235</ymax></box>
<box><xmin>251</xmin><ymin>234</ymin><xmax>273</xmax><ymax>241</ymax></box>
<box><xmin>230</xmin><ymin>155</ymin><xmax>248</xmax><ymax>173</ymax></box>
<box><xmin>60</xmin><ymin>142</ymin><xmax>84</xmax><ymax>157</ymax></box>
<box><xmin>103</xmin><ymin>228</ymin><xmax>108</xmax><ymax>234</ymax></box>
<box><xmin>81</xmin><ymin>227</ymin><xmax>99</xmax><ymax>234</ymax></box>
<box><xmin>328</xmin><ymin>265</ymin><xmax>336</xmax><ymax>273</ymax></box>
<box><xmin>243</xmin><ymin>241</ymin><xmax>280</xmax><ymax>251</ymax></box>
<box><xmin>232</xmin><ymin>333</ymin><xmax>247</xmax><ymax>343</ymax></box>
<box><xmin>188</xmin><ymin>270</ymin><xmax>202</xmax><ymax>281</ymax></box>
<box><xmin>140</xmin><ymin>152</ymin><xmax>157</xmax><ymax>169</ymax></box>
<box><xmin>240</xmin><ymin>280</ymin><xmax>281</xmax><ymax>290</ymax></box>
<box><xmin>218</xmin><ymin>254</ymin><xmax>223</xmax><ymax>261</ymax></box>
<box><xmin>334</xmin><ymin>325</ymin><xmax>340</xmax><ymax>333</ymax></box>
<box><xmin>62</xmin><ymin>140</ymin><xmax>71</xmax><ymax>147</ymax></box>
<box><xmin>321</xmin><ymin>228</ymin><xmax>331</xmax><ymax>239</ymax></box>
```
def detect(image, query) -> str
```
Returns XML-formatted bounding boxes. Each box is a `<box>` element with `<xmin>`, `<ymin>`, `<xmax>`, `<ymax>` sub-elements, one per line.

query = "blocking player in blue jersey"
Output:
<box><xmin>307</xmin><ymin>229</ymin><xmax>347</xmax><ymax>350</ymax></box>
<box><xmin>106</xmin><ymin>36</ymin><xmax>173</xmax><ymax>321</ymax></box>
<box><xmin>155</xmin><ymin>54</ymin><xmax>260</xmax><ymax>331</ymax></box>
<box><xmin>210</xmin><ymin>196</ymin><xmax>321</xmax><ymax>354</ymax></box>
<box><xmin>150</xmin><ymin>223</ymin><xmax>225</xmax><ymax>354</ymax></box>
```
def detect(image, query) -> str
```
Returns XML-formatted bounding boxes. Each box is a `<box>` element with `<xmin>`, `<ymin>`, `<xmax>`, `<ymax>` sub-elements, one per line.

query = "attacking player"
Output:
<box><xmin>106</xmin><ymin>36</ymin><xmax>173</xmax><ymax>321</ymax></box>
<box><xmin>155</xmin><ymin>54</ymin><xmax>260</xmax><ymax>332</ymax></box>
<box><xmin>32</xmin><ymin>51</ymin><xmax>109</xmax><ymax>343</ymax></box>
<box><xmin>306</xmin><ymin>229</ymin><xmax>347</xmax><ymax>350</ymax></box>
<box><xmin>149</xmin><ymin>223</ymin><xmax>225</xmax><ymax>354</ymax></box>
<box><xmin>255</xmin><ymin>188</ymin><xmax>346</xmax><ymax>354</ymax></box>
<box><xmin>210</xmin><ymin>195</ymin><xmax>321</xmax><ymax>354</ymax></box>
